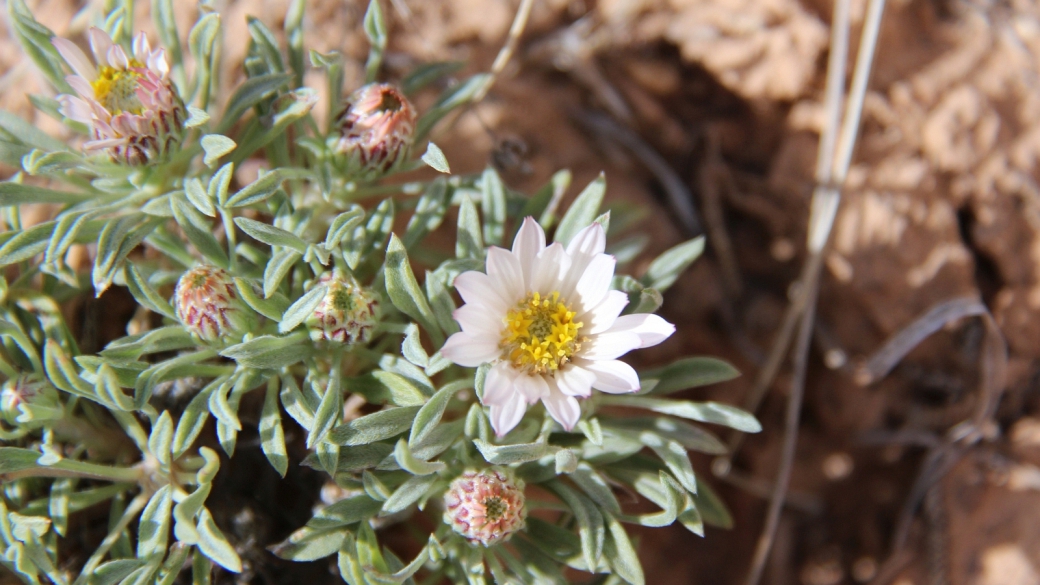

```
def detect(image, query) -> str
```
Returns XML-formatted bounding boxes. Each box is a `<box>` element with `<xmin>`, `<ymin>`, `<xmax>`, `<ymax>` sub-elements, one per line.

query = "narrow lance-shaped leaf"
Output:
<box><xmin>384</xmin><ymin>234</ymin><xmax>441</xmax><ymax>340</ymax></box>
<box><xmin>554</xmin><ymin>172</ymin><xmax>606</xmax><ymax>246</ymax></box>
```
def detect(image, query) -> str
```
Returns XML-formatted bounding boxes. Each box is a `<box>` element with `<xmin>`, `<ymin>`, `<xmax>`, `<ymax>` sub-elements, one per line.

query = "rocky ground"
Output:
<box><xmin>4</xmin><ymin>0</ymin><xmax>1040</xmax><ymax>583</ymax></box>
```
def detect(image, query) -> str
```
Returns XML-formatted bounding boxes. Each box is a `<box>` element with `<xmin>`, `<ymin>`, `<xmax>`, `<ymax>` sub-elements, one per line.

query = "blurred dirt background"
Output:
<box><xmin>5</xmin><ymin>0</ymin><xmax>1040</xmax><ymax>584</ymax></box>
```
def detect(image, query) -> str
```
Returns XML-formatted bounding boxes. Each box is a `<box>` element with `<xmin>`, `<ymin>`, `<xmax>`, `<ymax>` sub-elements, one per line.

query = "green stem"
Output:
<box><xmin>3</xmin><ymin>459</ymin><xmax>142</xmax><ymax>483</ymax></box>
<box><xmin>72</xmin><ymin>491</ymin><xmax>149</xmax><ymax>585</ymax></box>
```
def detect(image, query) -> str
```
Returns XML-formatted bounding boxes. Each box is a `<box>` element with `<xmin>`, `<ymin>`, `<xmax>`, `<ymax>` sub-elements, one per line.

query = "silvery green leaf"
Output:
<box><xmin>0</xmin><ymin>220</ymin><xmax>54</xmax><ymax>266</ymax></box>
<box><xmin>201</xmin><ymin>134</ymin><xmax>236</xmax><ymax>167</ymax></box>
<box><xmin>644</xmin><ymin>434</ymin><xmax>697</xmax><ymax>494</ymax></box>
<box><xmin>48</xmin><ymin>478</ymin><xmax>71</xmax><ymax>536</ymax></box>
<box><xmin>384</xmin><ymin>234</ymin><xmax>440</xmax><ymax>337</ymax></box>
<box><xmin>147</xmin><ymin>411</ymin><xmax>174</xmax><ymax>467</ymax></box>
<box><xmin>188</xmin><ymin>13</ymin><xmax>220</xmax><ymax>108</ymax></box>
<box><xmin>137</xmin><ymin>486</ymin><xmax>173</xmax><ymax>558</ymax></box>
<box><xmin>378</xmin><ymin>354</ymin><xmax>434</xmax><ymax>396</ymax></box>
<box><xmin>196</xmin><ymin>508</ymin><xmax>243</xmax><ymax>572</ymax></box>
<box><xmin>271</xmin><ymin>526</ymin><xmax>348</xmax><ymax>562</ymax></box>
<box><xmin>401</xmin><ymin>323</ymin><xmax>429</xmax><ymax>368</ymax></box>
<box><xmin>362</xmin><ymin>198</ymin><xmax>394</xmax><ymax>256</ymax></box>
<box><xmin>473</xmin><ymin>438</ymin><xmax>555</xmax><ymax>465</ymax></box>
<box><xmin>125</xmin><ymin>264</ymin><xmax>177</xmax><ymax>320</ymax></box>
<box><xmin>414</xmin><ymin>73</ymin><xmax>491</xmax><ymax>140</ymax></box>
<box><xmin>324</xmin><ymin>206</ymin><xmax>365</xmax><ymax>249</ymax></box>
<box><xmin>393</xmin><ymin>438</ymin><xmax>445</xmax><ymax>475</ymax></box>
<box><xmin>0</xmin><ymin>110</ymin><xmax>65</xmax><ymax>152</ymax></box>
<box><xmin>424</xmin><ymin>270</ymin><xmax>458</xmax><ymax>336</ymax></box>
<box><xmin>455</xmin><ymin>194</ymin><xmax>483</xmax><ymax>259</ymax></box>
<box><xmin>691</xmin><ymin>478</ymin><xmax>733</xmax><ymax>529</ymax></box>
<box><xmin>330</xmin><ymin>406</ymin><xmax>419</xmax><ymax>446</ymax></box>
<box><xmin>639</xmin><ymin>356</ymin><xmax>740</xmax><ymax>395</ymax></box>
<box><xmin>246</xmin><ymin>16</ymin><xmax>285</xmax><ymax>75</ymax></box>
<box><xmin>8</xmin><ymin>0</ymin><xmax>71</xmax><ymax>92</ymax></box>
<box><xmin>605</xmin><ymin>417</ymin><xmax>726</xmax><ymax>455</ymax></box>
<box><xmin>533</xmin><ymin>168</ymin><xmax>572</xmax><ymax>229</ymax></box>
<box><xmin>171</xmin><ymin>197</ymin><xmax>227</xmax><ymax>268</ymax></box>
<box><xmin>134</xmin><ymin>350</ymin><xmax>219</xmax><ymax>409</ymax></box>
<box><xmin>220</xmin><ymin>334</ymin><xmax>311</xmax><ymax>369</ymax></box>
<box><xmin>308</xmin><ymin>495</ymin><xmax>383</xmax><ymax>529</ymax></box>
<box><xmin>555</xmin><ymin>449</ymin><xmax>579</xmax><ymax>474</ymax></box>
<box><xmin>92</xmin><ymin>559</ymin><xmax>145</xmax><ymax>585</ymax></box>
<box><xmin>185</xmin><ymin>106</ymin><xmax>209</xmax><ymax>128</ymax></box>
<box><xmin>678</xmin><ymin>495</ymin><xmax>704</xmax><ymax>537</ymax></box>
<box><xmin>641</xmin><ymin>236</ymin><xmax>705</xmax><ymax>292</ymax></box>
<box><xmin>480</xmin><ymin>167</ymin><xmax>506</xmax><ymax>246</ymax></box>
<box><xmin>370</xmin><ymin>371</ymin><xmax>427</xmax><ymax>406</ymax></box>
<box><xmin>630</xmin><ymin>287</ymin><xmax>662</xmax><ymax>314</ymax></box>
<box><xmin>225</xmin><ymin>169</ymin><xmax>288</xmax><ymax>208</ymax></box>
<box><xmin>279</xmin><ymin>285</ymin><xmax>325</xmax><ymax>333</ymax></box>
<box><xmin>279</xmin><ymin>374</ymin><xmax>314</xmax><ymax>429</ymax></box>
<box><xmin>403</xmin><ymin>179</ymin><xmax>450</xmax><ymax>248</ymax></box>
<box><xmin>170</xmin><ymin>379</ymin><xmax>221</xmax><ymax>459</ymax></box>
<box><xmin>184</xmin><ymin>177</ymin><xmax>214</xmax><ymax>217</ymax></box>
<box><xmin>554</xmin><ymin>172</ymin><xmax>605</xmax><ymax>246</ymax></box>
<box><xmin>548</xmin><ymin>480</ymin><xmax>604</xmax><ymax>573</ymax></box>
<box><xmin>217</xmin><ymin>73</ymin><xmax>292</xmax><ymax>133</ymax></box>
<box><xmin>94</xmin><ymin>215</ymin><xmax>153</xmax><ymax>295</ymax></box>
<box><xmin>308</xmin><ymin>370</ymin><xmax>342</xmax><ymax>448</ymax></box>
<box><xmin>208</xmin><ymin>163</ymin><xmax>234</xmax><ymax>207</ymax></box>
<box><xmin>0</xmin><ymin>182</ymin><xmax>86</xmax><ymax>207</ymax></box>
<box><xmin>601</xmin><ymin>396</ymin><xmax>761</xmax><ymax>433</ymax></box>
<box><xmin>361</xmin><ymin>470</ymin><xmax>391</xmax><ymax>501</ymax></box>
<box><xmin>233</xmin><ymin>277</ymin><xmax>286</xmax><ymax>320</ymax></box>
<box><xmin>577</xmin><ymin>417</ymin><xmax>603</xmax><ymax>446</ymax></box>
<box><xmin>402</xmin><ymin>61</ymin><xmax>464</xmax><ymax>96</ymax></box>
<box><xmin>234</xmin><ymin>217</ymin><xmax>308</xmax><ymax>254</ymax></box>
<box><xmin>263</xmin><ymin>249</ymin><xmax>301</xmax><ymax>297</ymax></box>
<box><xmin>603</xmin><ymin>513</ymin><xmax>644</xmax><ymax>585</ymax></box>
<box><xmin>381</xmin><ymin>474</ymin><xmax>438</xmax><ymax>515</ymax></box>
<box><xmin>408</xmin><ymin>383</ymin><xmax>454</xmax><ymax>447</ymax></box>
<box><xmin>362</xmin><ymin>0</ymin><xmax>386</xmax><ymax>82</ymax></box>
<box><xmin>0</xmin><ymin>447</ymin><xmax>41</xmax><ymax>474</ymax></box>
<box><xmin>607</xmin><ymin>234</ymin><xmax>650</xmax><ymax>266</ymax></box>
<box><xmin>571</xmin><ymin>464</ymin><xmax>620</xmax><ymax>514</ymax></box>
<box><xmin>425</xmin><ymin>351</ymin><xmax>452</xmax><ymax>377</ymax></box>
<box><xmin>421</xmin><ymin>142</ymin><xmax>450</xmax><ymax>173</ymax></box>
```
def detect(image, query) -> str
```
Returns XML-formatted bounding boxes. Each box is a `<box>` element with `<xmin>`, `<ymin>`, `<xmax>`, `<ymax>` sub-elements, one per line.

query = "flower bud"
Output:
<box><xmin>444</xmin><ymin>468</ymin><xmax>526</xmax><ymax>546</ymax></box>
<box><xmin>54</xmin><ymin>27</ymin><xmax>186</xmax><ymax>165</ymax></box>
<box><xmin>1</xmin><ymin>376</ymin><xmax>62</xmax><ymax>425</ymax></box>
<box><xmin>306</xmin><ymin>275</ymin><xmax>380</xmax><ymax>344</ymax></box>
<box><xmin>330</xmin><ymin>83</ymin><xmax>416</xmax><ymax>178</ymax></box>
<box><xmin>174</xmin><ymin>265</ymin><xmax>253</xmax><ymax>342</ymax></box>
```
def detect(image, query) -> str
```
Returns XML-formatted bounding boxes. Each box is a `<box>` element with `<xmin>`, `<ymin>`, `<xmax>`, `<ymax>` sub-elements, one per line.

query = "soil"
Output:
<box><xmin>3</xmin><ymin>0</ymin><xmax>1040</xmax><ymax>584</ymax></box>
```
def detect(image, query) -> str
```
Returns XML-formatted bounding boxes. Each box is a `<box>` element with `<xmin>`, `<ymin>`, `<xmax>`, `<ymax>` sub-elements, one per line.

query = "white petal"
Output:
<box><xmin>514</xmin><ymin>374</ymin><xmax>550</xmax><ymax>404</ymax></box>
<box><xmin>531</xmin><ymin>243</ymin><xmax>569</xmax><ymax>295</ymax></box>
<box><xmin>66</xmin><ymin>76</ymin><xmax>95</xmax><ymax>101</ymax></box>
<box><xmin>440</xmin><ymin>332</ymin><xmax>500</xmax><ymax>367</ymax></box>
<box><xmin>107</xmin><ymin>45</ymin><xmax>130</xmax><ymax>70</ymax></box>
<box><xmin>486</xmin><ymin>246</ymin><xmax>525</xmax><ymax>302</ymax></box>
<box><xmin>131</xmin><ymin>32</ymin><xmax>151</xmax><ymax>61</ymax></box>
<box><xmin>483</xmin><ymin>361</ymin><xmax>519</xmax><ymax>406</ymax></box>
<box><xmin>489</xmin><ymin>390</ymin><xmax>527</xmax><ymax>437</ymax></box>
<box><xmin>565</xmin><ymin>222</ymin><xmax>606</xmax><ymax>273</ymax></box>
<box><xmin>512</xmin><ymin>217</ymin><xmax>545</xmax><ymax>286</ymax></box>
<box><xmin>580</xmin><ymin>290</ymin><xmax>629</xmax><ymax>334</ymax></box>
<box><xmin>542</xmin><ymin>383</ymin><xmax>581</xmax><ymax>430</ymax></box>
<box><xmin>582</xmin><ymin>359</ymin><xmax>641</xmax><ymax>394</ymax></box>
<box><xmin>453</xmin><ymin>304</ymin><xmax>503</xmax><ymax>337</ymax></box>
<box><xmin>606</xmin><ymin>314</ymin><xmax>676</xmax><ymax>347</ymax></box>
<box><xmin>52</xmin><ymin>38</ymin><xmax>97</xmax><ymax>80</ymax></box>
<box><xmin>572</xmin><ymin>254</ymin><xmax>615</xmax><ymax>312</ymax></box>
<box><xmin>87</xmin><ymin>28</ymin><xmax>113</xmax><ymax>65</ymax></box>
<box><xmin>554</xmin><ymin>365</ymin><xmax>595</xmax><ymax>398</ymax></box>
<box><xmin>57</xmin><ymin>95</ymin><xmax>95</xmax><ymax>125</ymax></box>
<box><xmin>580</xmin><ymin>331</ymin><xmax>642</xmax><ymax>360</ymax></box>
<box><xmin>454</xmin><ymin>271</ymin><xmax>509</xmax><ymax>313</ymax></box>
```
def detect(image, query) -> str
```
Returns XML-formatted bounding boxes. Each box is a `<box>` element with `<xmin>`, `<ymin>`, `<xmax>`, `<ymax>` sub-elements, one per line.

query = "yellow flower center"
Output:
<box><xmin>92</xmin><ymin>63</ymin><xmax>144</xmax><ymax>114</ymax></box>
<box><xmin>502</xmin><ymin>292</ymin><xmax>584</xmax><ymax>374</ymax></box>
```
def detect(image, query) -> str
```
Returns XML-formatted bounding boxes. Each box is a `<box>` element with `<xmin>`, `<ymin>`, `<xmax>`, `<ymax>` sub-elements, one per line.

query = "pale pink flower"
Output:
<box><xmin>441</xmin><ymin>218</ymin><xmax>675</xmax><ymax>436</ymax></box>
<box><xmin>331</xmin><ymin>83</ymin><xmax>416</xmax><ymax>177</ymax></box>
<box><xmin>173</xmin><ymin>265</ymin><xmax>253</xmax><ymax>342</ymax></box>
<box><xmin>53</xmin><ymin>27</ymin><xmax>185</xmax><ymax>165</ymax></box>
<box><xmin>306</xmin><ymin>274</ymin><xmax>380</xmax><ymax>344</ymax></box>
<box><xmin>443</xmin><ymin>469</ymin><xmax>526</xmax><ymax>546</ymax></box>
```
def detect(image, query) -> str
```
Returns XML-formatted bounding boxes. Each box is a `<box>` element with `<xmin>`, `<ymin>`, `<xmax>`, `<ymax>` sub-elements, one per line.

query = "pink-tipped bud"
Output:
<box><xmin>330</xmin><ymin>83</ymin><xmax>416</xmax><ymax>178</ymax></box>
<box><xmin>173</xmin><ymin>265</ymin><xmax>253</xmax><ymax>342</ymax></box>
<box><xmin>444</xmin><ymin>469</ymin><xmax>526</xmax><ymax>546</ymax></box>
<box><xmin>306</xmin><ymin>275</ymin><xmax>380</xmax><ymax>344</ymax></box>
<box><xmin>1</xmin><ymin>376</ymin><xmax>62</xmax><ymax>425</ymax></box>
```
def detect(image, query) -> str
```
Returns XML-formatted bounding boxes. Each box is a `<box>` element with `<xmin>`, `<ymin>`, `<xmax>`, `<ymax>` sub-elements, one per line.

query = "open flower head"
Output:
<box><xmin>53</xmin><ymin>27</ymin><xmax>185</xmax><ymax>165</ymax></box>
<box><xmin>174</xmin><ymin>265</ymin><xmax>254</xmax><ymax>342</ymax></box>
<box><xmin>330</xmin><ymin>83</ymin><xmax>416</xmax><ymax>178</ymax></box>
<box><xmin>444</xmin><ymin>468</ymin><xmax>526</xmax><ymax>546</ymax></box>
<box><xmin>441</xmin><ymin>217</ymin><xmax>675</xmax><ymax>436</ymax></box>
<box><xmin>306</xmin><ymin>274</ymin><xmax>380</xmax><ymax>344</ymax></box>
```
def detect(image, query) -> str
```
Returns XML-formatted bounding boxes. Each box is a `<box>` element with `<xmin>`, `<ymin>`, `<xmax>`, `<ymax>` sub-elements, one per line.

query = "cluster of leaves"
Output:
<box><xmin>0</xmin><ymin>0</ymin><xmax>760</xmax><ymax>584</ymax></box>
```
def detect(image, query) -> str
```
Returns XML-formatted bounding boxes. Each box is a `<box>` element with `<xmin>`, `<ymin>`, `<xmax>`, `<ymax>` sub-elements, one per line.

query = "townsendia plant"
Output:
<box><xmin>0</xmin><ymin>1</ymin><xmax>761</xmax><ymax>583</ymax></box>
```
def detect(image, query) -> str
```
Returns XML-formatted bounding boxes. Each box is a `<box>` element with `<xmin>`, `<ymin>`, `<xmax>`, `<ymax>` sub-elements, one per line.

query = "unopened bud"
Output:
<box><xmin>306</xmin><ymin>275</ymin><xmax>380</xmax><ymax>344</ymax></box>
<box><xmin>330</xmin><ymin>83</ymin><xmax>416</xmax><ymax>178</ymax></box>
<box><xmin>444</xmin><ymin>469</ymin><xmax>526</xmax><ymax>546</ymax></box>
<box><xmin>174</xmin><ymin>265</ymin><xmax>254</xmax><ymax>342</ymax></box>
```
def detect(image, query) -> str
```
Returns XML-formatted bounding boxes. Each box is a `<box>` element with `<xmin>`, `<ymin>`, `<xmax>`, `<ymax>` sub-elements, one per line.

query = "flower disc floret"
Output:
<box><xmin>53</xmin><ymin>27</ymin><xmax>185</xmax><ymax>165</ymax></box>
<box><xmin>444</xmin><ymin>469</ymin><xmax>526</xmax><ymax>546</ymax></box>
<box><xmin>503</xmin><ymin>292</ymin><xmax>584</xmax><ymax>374</ymax></box>
<box><xmin>440</xmin><ymin>217</ymin><xmax>677</xmax><ymax>436</ymax></box>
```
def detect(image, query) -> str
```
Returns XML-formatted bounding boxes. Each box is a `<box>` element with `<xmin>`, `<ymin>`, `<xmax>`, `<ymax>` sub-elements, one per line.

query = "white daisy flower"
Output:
<box><xmin>53</xmin><ymin>27</ymin><xmax>185</xmax><ymax>165</ymax></box>
<box><xmin>441</xmin><ymin>217</ymin><xmax>675</xmax><ymax>436</ymax></box>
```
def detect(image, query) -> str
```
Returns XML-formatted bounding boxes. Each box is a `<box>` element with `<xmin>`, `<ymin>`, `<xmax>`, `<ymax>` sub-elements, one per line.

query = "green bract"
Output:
<box><xmin>0</xmin><ymin>1</ymin><xmax>758</xmax><ymax>584</ymax></box>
